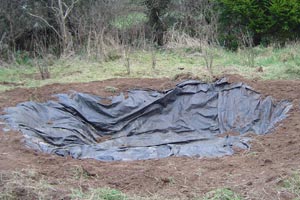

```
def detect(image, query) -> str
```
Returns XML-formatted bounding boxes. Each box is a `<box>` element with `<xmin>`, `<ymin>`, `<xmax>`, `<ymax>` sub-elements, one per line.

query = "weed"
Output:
<box><xmin>201</xmin><ymin>188</ymin><xmax>243</xmax><ymax>200</ymax></box>
<box><xmin>71</xmin><ymin>188</ymin><xmax>127</xmax><ymax>200</ymax></box>
<box><xmin>245</xmin><ymin>151</ymin><xmax>258</xmax><ymax>157</ymax></box>
<box><xmin>29</xmin><ymin>88</ymin><xmax>41</xmax><ymax>102</ymax></box>
<box><xmin>202</xmin><ymin>47</ymin><xmax>215</xmax><ymax>79</ymax></box>
<box><xmin>70</xmin><ymin>165</ymin><xmax>94</xmax><ymax>180</ymax></box>
<box><xmin>105</xmin><ymin>50</ymin><xmax>122</xmax><ymax>62</ymax></box>
<box><xmin>14</xmin><ymin>51</ymin><xmax>32</xmax><ymax>66</ymax></box>
<box><xmin>105</xmin><ymin>86</ymin><xmax>119</xmax><ymax>93</ymax></box>
<box><xmin>281</xmin><ymin>172</ymin><xmax>300</xmax><ymax>197</ymax></box>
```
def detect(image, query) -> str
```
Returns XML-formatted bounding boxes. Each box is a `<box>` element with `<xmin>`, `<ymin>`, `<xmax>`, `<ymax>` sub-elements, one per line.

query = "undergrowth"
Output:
<box><xmin>0</xmin><ymin>43</ymin><xmax>300</xmax><ymax>92</ymax></box>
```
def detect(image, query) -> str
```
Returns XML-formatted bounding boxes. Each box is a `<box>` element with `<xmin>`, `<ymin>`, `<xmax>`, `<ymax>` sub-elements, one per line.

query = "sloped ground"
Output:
<box><xmin>1</xmin><ymin>75</ymin><xmax>300</xmax><ymax>199</ymax></box>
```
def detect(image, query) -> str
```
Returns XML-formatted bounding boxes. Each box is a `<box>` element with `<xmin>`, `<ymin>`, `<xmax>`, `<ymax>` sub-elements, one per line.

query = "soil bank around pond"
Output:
<box><xmin>1</xmin><ymin>75</ymin><xmax>300</xmax><ymax>199</ymax></box>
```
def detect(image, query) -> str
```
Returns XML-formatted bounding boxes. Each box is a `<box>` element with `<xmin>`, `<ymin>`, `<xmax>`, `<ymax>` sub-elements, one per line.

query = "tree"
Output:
<box><xmin>217</xmin><ymin>0</ymin><xmax>300</xmax><ymax>46</ymax></box>
<box><xmin>268</xmin><ymin>0</ymin><xmax>300</xmax><ymax>43</ymax></box>
<box><xmin>144</xmin><ymin>0</ymin><xmax>171</xmax><ymax>46</ymax></box>
<box><xmin>27</xmin><ymin>0</ymin><xmax>80</xmax><ymax>56</ymax></box>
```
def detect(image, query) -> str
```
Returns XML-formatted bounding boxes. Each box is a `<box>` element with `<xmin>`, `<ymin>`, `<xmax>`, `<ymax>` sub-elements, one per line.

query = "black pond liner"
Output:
<box><xmin>1</xmin><ymin>78</ymin><xmax>292</xmax><ymax>161</ymax></box>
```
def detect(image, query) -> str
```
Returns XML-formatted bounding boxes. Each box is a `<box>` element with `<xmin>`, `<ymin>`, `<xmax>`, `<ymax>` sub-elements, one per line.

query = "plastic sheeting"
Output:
<box><xmin>2</xmin><ymin>78</ymin><xmax>292</xmax><ymax>161</ymax></box>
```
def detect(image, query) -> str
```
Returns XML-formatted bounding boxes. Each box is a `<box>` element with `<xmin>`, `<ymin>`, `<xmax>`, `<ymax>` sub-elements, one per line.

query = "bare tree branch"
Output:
<box><xmin>27</xmin><ymin>12</ymin><xmax>63</xmax><ymax>39</ymax></box>
<box><xmin>0</xmin><ymin>32</ymin><xmax>7</xmax><ymax>47</ymax></box>
<box><xmin>64</xmin><ymin>0</ymin><xmax>80</xmax><ymax>19</ymax></box>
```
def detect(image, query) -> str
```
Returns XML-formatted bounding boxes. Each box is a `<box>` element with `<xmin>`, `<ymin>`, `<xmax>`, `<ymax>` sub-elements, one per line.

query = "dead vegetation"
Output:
<box><xmin>0</xmin><ymin>169</ymin><xmax>66</xmax><ymax>200</ymax></box>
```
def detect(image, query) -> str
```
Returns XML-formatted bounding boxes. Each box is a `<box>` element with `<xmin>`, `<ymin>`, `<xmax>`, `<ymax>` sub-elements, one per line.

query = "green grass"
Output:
<box><xmin>201</xmin><ymin>188</ymin><xmax>243</xmax><ymax>200</ymax></box>
<box><xmin>281</xmin><ymin>171</ymin><xmax>300</xmax><ymax>199</ymax></box>
<box><xmin>71</xmin><ymin>188</ymin><xmax>127</xmax><ymax>200</ymax></box>
<box><xmin>1</xmin><ymin>43</ymin><xmax>300</xmax><ymax>92</ymax></box>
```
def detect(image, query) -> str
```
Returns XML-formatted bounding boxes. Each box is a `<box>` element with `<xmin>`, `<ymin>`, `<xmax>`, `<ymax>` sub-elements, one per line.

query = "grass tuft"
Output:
<box><xmin>201</xmin><ymin>188</ymin><xmax>243</xmax><ymax>200</ymax></box>
<box><xmin>71</xmin><ymin>188</ymin><xmax>127</xmax><ymax>200</ymax></box>
<box><xmin>281</xmin><ymin>172</ymin><xmax>300</xmax><ymax>198</ymax></box>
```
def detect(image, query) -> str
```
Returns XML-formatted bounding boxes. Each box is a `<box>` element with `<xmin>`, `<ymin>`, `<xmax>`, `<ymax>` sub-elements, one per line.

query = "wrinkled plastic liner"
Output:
<box><xmin>2</xmin><ymin>79</ymin><xmax>292</xmax><ymax>161</ymax></box>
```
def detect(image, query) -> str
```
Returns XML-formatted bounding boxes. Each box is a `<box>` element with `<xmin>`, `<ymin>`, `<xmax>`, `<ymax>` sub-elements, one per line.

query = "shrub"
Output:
<box><xmin>217</xmin><ymin>0</ymin><xmax>300</xmax><ymax>46</ymax></box>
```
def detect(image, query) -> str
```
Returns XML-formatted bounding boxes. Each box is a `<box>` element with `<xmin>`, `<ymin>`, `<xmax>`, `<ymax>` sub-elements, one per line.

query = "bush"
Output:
<box><xmin>217</xmin><ymin>0</ymin><xmax>300</xmax><ymax>45</ymax></box>
<box><xmin>218</xmin><ymin>34</ymin><xmax>239</xmax><ymax>51</ymax></box>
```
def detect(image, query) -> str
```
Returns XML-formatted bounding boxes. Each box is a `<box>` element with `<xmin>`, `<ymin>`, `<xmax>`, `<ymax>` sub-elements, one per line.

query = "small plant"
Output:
<box><xmin>15</xmin><ymin>50</ymin><xmax>32</xmax><ymax>66</ymax></box>
<box><xmin>219</xmin><ymin>34</ymin><xmax>239</xmax><ymax>51</ymax></box>
<box><xmin>35</xmin><ymin>58</ymin><xmax>51</xmax><ymax>80</ymax></box>
<box><xmin>202</xmin><ymin>46</ymin><xmax>215</xmax><ymax>79</ymax></box>
<box><xmin>33</xmin><ymin>40</ymin><xmax>53</xmax><ymax>80</ymax></box>
<box><xmin>202</xmin><ymin>188</ymin><xmax>243</xmax><ymax>200</ymax></box>
<box><xmin>105</xmin><ymin>50</ymin><xmax>122</xmax><ymax>62</ymax></box>
<box><xmin>71</xmin><ymin>188</ymin><xmax>127</xmax><ymax>200</ymax></box>
<box><xmin>29</xmin><ymin>88</ymin><xmax>41</xmax><ymax>102</ymax></box>
<box><xmin>151</xmin><ymin>47</ymin><xmax>157</xmax><ymax>70</ymax></box>
<box><xmin>70</xmin><ymin>165</ymin><xmax>94</xmax><ymax>180</ymax></box>
<box><xmin>240</xmin><ymin>30</ymin><xmax>257</xmax><ymax>68</ymax></box>
<box><xmin>123</xmin><ymin>46</ymin><xmax>131</xmax><ymax>75</ymax></box>
<box><xmin>105</xmin><ymin>86</ymin><xmax>119</xmax><ymax>93</ymax></box>
<box><xmin>282</xmin><ymin>172</ymin><xmax>300</xmax><ymax>197</ymax></box>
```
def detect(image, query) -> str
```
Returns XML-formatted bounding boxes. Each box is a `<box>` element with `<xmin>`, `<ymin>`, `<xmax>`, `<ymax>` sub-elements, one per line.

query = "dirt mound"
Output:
<box><xmin>1</xmin><ymin>75</ymin><xmax>300</xmax><ymax>199</ymax></box>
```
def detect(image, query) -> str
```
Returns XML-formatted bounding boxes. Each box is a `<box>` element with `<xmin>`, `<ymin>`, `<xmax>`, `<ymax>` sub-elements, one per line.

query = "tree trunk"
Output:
<box><xmin>58</xmin><ymin>0</ymin><xmax>68</xmax><ymax>55</ymax></box>
<box><xmin>145</xmin><ymin>0</ymin><xmax>170</xmax><ymax>46</ymax></box>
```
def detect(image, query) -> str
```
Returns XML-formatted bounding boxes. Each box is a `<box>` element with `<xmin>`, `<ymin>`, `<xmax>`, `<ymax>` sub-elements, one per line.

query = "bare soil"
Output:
<box><xmin>1</xmin><ymin>75</ymin><xmax>300</xmax><ymax>199</ymax></box>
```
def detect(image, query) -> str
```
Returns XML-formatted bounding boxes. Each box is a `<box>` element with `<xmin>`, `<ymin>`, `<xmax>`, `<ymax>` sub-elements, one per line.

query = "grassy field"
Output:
<box><xmin>0</xmin><ymin>43</ymin><xmax>300</xmax><ymax>92</ymax></box>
